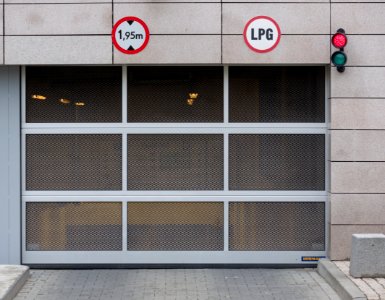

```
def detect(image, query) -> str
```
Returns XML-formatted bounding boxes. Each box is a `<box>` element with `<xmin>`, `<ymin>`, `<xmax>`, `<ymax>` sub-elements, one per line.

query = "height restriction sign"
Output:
<box><xmin>112</xmin><ymin>16</ymin><xmax>150</xmax><ymax>54</ymax></box>
<box><xmin>243</xmin><ymin>16</ymin><xmax>281</xmax><ymax>53</ymax></box>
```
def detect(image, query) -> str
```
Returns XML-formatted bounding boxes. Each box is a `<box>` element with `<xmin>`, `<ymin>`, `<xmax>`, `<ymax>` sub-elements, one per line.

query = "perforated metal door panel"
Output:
<box><xmin>229</xmin><ymin>134</ymin><xmax>325</xmax><ymax>190</ymax></box>
<box><xmin>229</xmin><ymin>202</ymin><xmax>325</xmax><ymax>251</ymax></box>
<box><xmin>229</xmin><ymin>66</ymin><xmax>325</xmax><ymax>123</ymax></box>
<box><xmin>26</xmin><ymin>134</ymin><xmax>122</xmax><ymax>190</ymax></box>
<box><xmin>127</xmin><ymin>67</ymin><xmax>223</xmax><ymax>122</ymax></box>
<box><xmin>127</xmin><ymin>202</ymin><xmax>224</xmax><ymax>251</ymax></box>
<box><xmin>127</xmin><ymin>134</ymin><xmax>224</xmax><ymax>190</ymax></box>
<box><xmin>26</xmin><ymin>67</ymin><xmax>122</xmax><ymax>123</ymax></box>
<box><xmin>26</xmin><ymin>202</ymin><xmax>122</xmax><ymax>251</ymax></box>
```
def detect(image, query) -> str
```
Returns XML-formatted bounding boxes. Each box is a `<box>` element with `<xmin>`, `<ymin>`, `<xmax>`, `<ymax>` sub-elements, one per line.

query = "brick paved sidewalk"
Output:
<box><xmin>14</xmin><ymin>268</ymin><xmax>340</xmax><ymax>300</ymax></box>
<box><xmin>335</xmin><ymin>261</ymin><xmax>385</xmax><ymax>300</ymax></box>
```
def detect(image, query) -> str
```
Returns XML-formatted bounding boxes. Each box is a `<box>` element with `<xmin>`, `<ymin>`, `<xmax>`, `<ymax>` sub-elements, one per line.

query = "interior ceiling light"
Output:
<box><xmin>32</xmin><ymin>94</ymin><xmax>47</xmax><ymax>101</ymax></box>
<box><xmin>187</xmin><ymin>99</ymin><xmax>194</xmax><ymax>106</ymax></box>
<box><xmin>189</xmin><ymin>93</ymin><xmax>199</xmax><ymax>99</ymax></box>
<box><xmin>187</xmin><ymin>92</ymin><xmax>199</xmax><ymax>106</ymax></box>
<box><xmin>75</xmin><ymin>102</ymin><xmax>85</xmax><ymax>107</ymax></box>
<box><xmin>59</xmin><ymin>98</ymin><xmax>71</xmax><ymax>104</ymax></box>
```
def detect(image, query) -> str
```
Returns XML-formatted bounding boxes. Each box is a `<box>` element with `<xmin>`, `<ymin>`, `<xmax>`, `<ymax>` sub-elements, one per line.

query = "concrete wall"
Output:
<box><xmin>329</xmin><ymin>3</ymin><xmax>385</xmax><ymax>260</ymax></box>
<box><xmin>0</xmin><ymin>0</ymin><xmax>383</xmax><ymax>261</ymax></box>
<box><xmin>0</xmin><ymin>67</ymin><xmax>21</xmax><ymax>264</ymax></box>
<box><xmin>0</xmin><ymin>1</ymin><xmax>330</xmax><ymax>64</ymax></box>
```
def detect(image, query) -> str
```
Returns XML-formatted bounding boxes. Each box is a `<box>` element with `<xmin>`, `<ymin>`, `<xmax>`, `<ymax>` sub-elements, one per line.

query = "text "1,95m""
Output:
<box><xmin>118</xmin><ymin>30</ymin><xmax>144</xmax><ymax>41</ymax></box>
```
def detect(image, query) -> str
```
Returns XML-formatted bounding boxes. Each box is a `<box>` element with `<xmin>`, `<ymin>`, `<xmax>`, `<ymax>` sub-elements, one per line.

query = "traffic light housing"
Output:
<box><xmin>331</xmin><ymin>28</ymin><xmax>347</xmax><ymax>72</ymax></box>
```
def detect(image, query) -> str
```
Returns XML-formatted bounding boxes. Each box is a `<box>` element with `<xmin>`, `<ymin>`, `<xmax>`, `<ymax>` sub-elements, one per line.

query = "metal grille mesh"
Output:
<box><xmin>26</xmin><ymin>202</ymin><xmax>122</xmax><ymax>251</ymax></box>
<box><xmin>229</xmin><ymin>66</ymin><xmax>325</xmax><ymax>123</ymax></box>
<box><xmin>26</xmin><ymin>67</ymin><xmax>122</xmax><ymax>123</ymax></box>
<box><xmin>229</xmin><ymin>202</ymin><xmax>325</xmax><ymax>251</ymax></box>
<box><xmin>127</xmin><ymin>67</ymin><xmax>223</xmax><ymax>122</ymax></box>
<box><xmin>127</xmin><ymin>202</ymin><xmax>224</xmax><ymax>251</ymax></box>
<box><xmin>229</xmin><ymin>134</ymin><xmax>325</xmax><ymax>190</ymax></box>
<box><xmin>127</xmin><ymin>134</ymin><xmax>224</xmax><ymax>190</ymax></box>
<box><xmin>26</xmin><ymin>134</ymin><xmax>122</xmax><ymax>190</ymax></box>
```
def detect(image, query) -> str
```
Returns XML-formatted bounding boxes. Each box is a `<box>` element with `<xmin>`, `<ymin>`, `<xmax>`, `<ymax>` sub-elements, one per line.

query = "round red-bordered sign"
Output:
<box><xmin>112</xmin><ymin>16</ymin><xmax>150</xmax><ymax>54</ymax></box>
<box><xmin>243</xmin><ymin>16</ymin><xmax>281</xmax><ymax>53</ymax></box>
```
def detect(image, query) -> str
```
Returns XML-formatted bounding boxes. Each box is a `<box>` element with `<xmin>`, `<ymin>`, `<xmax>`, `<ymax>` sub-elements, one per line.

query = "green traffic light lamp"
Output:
<box><xmin>331</xmin><ymin>51</ymin><xmax>347</xmax><ymax>73</ymax></box>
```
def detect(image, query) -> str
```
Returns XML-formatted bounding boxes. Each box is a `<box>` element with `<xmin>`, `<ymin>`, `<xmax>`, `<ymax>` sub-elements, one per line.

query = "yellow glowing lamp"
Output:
<box><xmin>75</xmin><ymin>102</ymin><xmax>85</xmax><ymax>107</ymax></box>
<box><xmin>59</xmin><ymin>98</ymin><xmax>71</xmax><ymax>104</ymax></box>
<box><xmin>32</xmin><ymin>94</ymin><xmax>47</xmax><ymax>101</ymax></box>
<box><xmin>187</xmin><ymin>92</ymin><xmax>199</xmax><ymax>106</ymax></box>
<box><xmin>189</xmin><ymin>93</ymin><xmax>199</xmax><ymax>99</ymax></box>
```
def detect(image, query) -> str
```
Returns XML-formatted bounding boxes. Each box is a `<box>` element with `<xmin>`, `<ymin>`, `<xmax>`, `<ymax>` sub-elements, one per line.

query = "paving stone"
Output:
<box><xmin>13</xmin><ymin>268</ymin><xmax>340</xmax><ymax>300</ymax></box>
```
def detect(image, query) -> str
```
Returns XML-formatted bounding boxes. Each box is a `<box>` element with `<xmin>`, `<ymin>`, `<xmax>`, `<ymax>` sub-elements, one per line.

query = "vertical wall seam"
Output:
<box><xmin>329</xmin><ymin>0</ymin><xmax>332</xmax><ymax>257</ymax></box>
<box><xmin>3</xmin><ymin>2</ymin><xmax>5</xmax><ymax>64</ymax></box>
<box><xmin>112</xmin><ymin>0</ymin><xmax>114</xmax><ymax>64</ymax></box>
<box><xmin>221</xmin><ymin>0</ymin><xmax>223</xmax><ymax>64</ymax></box>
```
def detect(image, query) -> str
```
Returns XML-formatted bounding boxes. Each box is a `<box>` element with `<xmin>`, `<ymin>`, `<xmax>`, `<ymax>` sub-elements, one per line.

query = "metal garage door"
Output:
<box><xmin>22</xmin><ymin>66</ymin><xmax>327</xmax><ymax>265</ymax></box>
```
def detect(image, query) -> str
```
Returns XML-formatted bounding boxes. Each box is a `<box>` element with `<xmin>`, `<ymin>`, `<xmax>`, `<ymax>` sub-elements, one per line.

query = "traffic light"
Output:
<box><xmin>331</xmin><ymin>28</ymin><xmax>347</xmax><ymax>73</ymax></box>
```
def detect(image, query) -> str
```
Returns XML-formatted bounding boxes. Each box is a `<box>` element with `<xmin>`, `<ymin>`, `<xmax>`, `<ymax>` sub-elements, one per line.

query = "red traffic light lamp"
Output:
<box><xmin>331</xmin><ymin>28</ymin><xmax>347</xmax><ymax>73</ymax></box>
<box><xmin>332</xmin><ymin>30</ymin><xmax>347</xmax><ymax>48</ymax></box>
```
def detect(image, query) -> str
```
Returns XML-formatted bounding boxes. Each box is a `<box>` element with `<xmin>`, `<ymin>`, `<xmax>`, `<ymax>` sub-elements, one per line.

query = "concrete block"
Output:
<box><xmin>331</xmin><ymin>98</ymin><xmax>385</xmax><ymax>130</ymax></box>
<box><xmin>5</xmin><ymin>4</ymin><xmax>111</xmax><ymax>35</ymax></box>
<box><xmin>331</xmin><ymin>68</ymin><xmax>385</xmax><ymax>98</ymax></box>
<box><xmin>223</xmin><ymin>35</ymin><xmax>329</xmax><ymax>64</ymax></box>
<box><xmin>350</xmin><ymin>234</ymin><xmax>385</xmax><ymax>278</ymax></box>
<box><xmin>5</xmin><ymin>36</ymin><xmax>112</xmax><ymax>65</ymax></box>
<box><xmin>0</xmin><ymin>39</ymin><xmax>3</xmax><ymax>65</ymax></box>
<box><xmin>6</xmin><ymin>0</ymin><xmax>106</xmax><ymax>2</ymax></box>
<box><xmin>332</xmin><ymin>4</ymin><xmax>385</xmax><ymax>34</ymax></box>
<box><xmin>0</xmin><ymin>6</ymin><xmax>3</xmax><ymax>36</ymax></box>
<box><xmin>114</xmin><ymin>3</ymin><xmax>221</xmax><ymax>34</ymax></box>
<box><xmin>331</xmin><ymin>130</ymin><xmax>385</xmax><ymax>161</ymax></box>
<box><xmin>331</xmin><ymin>194</ymin><xmax>385</xmax><ymax>225</ymax></box>
<box><xmin>330</xmin><ymin>225</ymin><xmax>385</xmax><ymax>260</ymax></box>
<box><xmin>331</xmin><ymin>162</ymin><xmax>385</xmax><ymax>193</ymax></box>
<box><xmin>226</xmin><ymin>0</ymin><xmax>328</xmax><ymax>2</ymax></box>
<box><xmin>223</xmin><ymin>3</ymin><xmax>330</xmax><ymax>34</ymax></box>
<box><xmin>332</xmin><ymin>0</ymin><xmax>383</xmax><ymax>3</ymax></box>
<box><xmin>115</xmin><ymin>0</ymin><xmax>216</xmax><ymax>2</ymax></box>
<box><xmin>339</xmin><ymin>36</ymin><xmax>385</xmax><ymax>66</ymax></box>
<box><xmin>114</xmin><ymin>35</ymin><xmax>221</xmax><ymax>64</ymax></box>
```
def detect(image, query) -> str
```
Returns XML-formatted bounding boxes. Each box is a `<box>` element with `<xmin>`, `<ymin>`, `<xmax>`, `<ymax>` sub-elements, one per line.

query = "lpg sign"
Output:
<box><xmin>244</xmin><ymin>16</ymin><xmax>281</xmax><ymax>53</ymax></box>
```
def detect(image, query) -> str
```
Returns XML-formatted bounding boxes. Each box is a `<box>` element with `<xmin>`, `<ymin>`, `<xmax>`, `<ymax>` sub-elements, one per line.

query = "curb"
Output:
<box><xmin>0</xmin><ymin>265</ymin><xmax>30</xmax><ymax>300</ymax></box>
<box><xmin>317</xmin><ymin>259</ymin><xmax>366</xmax><ymax>300</ymax></box>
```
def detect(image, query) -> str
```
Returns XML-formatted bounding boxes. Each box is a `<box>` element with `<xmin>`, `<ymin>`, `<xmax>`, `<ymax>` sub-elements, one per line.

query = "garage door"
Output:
<box><xmin>22</xmin><ymin>66</ymin><xmax>327</xmax><ymax>265</ymax></box>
